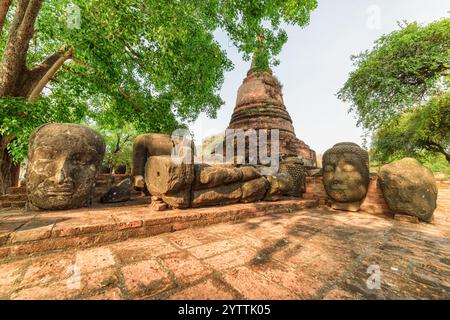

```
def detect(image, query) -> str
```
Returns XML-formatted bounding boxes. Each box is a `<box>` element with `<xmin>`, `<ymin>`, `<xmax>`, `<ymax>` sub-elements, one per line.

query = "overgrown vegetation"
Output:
<box><xmin>339</xmin><ymin>18</ymin><xmax>449</xmax><ymax>173</ymax></box>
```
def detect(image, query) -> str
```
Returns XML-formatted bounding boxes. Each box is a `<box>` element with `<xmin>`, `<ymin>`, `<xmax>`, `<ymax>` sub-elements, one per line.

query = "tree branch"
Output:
<box><xmin>0</xmin><ymin>0</ymin><xmax>11</xmax><ymax>35</ymax></box>
<box><xmin>0</xmin><ymin>0</ymin><xmax>43</xmax><ymax>96</ymax></box>
<box><xmin>420</xmin><ymin>139</ymin><xmax>450</xmax><ymax>163</ymax></box>
<box><xmin>28</xmin><ymin>48</ymin><xmax>73</xmax><ymax>101</ymax></box>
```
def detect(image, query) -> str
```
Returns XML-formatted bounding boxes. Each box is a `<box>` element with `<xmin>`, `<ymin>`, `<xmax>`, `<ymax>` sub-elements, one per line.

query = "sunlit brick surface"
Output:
<box><xmin>0</xmin><ymin>206</ymin><xmax>449</xmax><ymax>300</ymax></box>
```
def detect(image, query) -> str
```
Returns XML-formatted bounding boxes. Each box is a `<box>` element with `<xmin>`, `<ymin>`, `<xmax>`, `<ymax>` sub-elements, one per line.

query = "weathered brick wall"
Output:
<box><xmin>359</xmin><ymin>174</ymin><xmax>391</xmax><ymax>215</ymax></box>
<box><xmin>0</xmin><ymin>186</ymin><xmax>27</xmax><ymax>210</ymax></box>
<box><xmin>303</xmin><ymin>176</ymin><xmax>329</xmax><ymax>205</ymax></box>
<box><xmin>303</xmin><ymin>173</ymin><xmax>450</xmax><ymax>215</ymax></box>
<box><xmin>0</xmin><ymin>174</ymin><xmax>131</xmax><ymax>210</ymax></box>
<box><xmin>436</xmin><ymin>180</ymin><xmax>450</xmax><ymax>215</ymax></box>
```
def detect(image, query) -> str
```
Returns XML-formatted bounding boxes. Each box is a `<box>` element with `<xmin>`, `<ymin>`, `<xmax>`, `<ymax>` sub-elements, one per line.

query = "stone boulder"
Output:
<box><xmin>192</xmin><ymin>183</ymin><xmax>242</xmax><ymax>208</ymax></box>
<box><xmin>145</xmin><ymin>155</ymin><xmax>194</xmax><ymax>196</ymax></box>
<box><xmin>241</xmin><ymin>177</ymin><xmax>269</xmax><ymax>203</ymax></box>
<box><xmin>264</xmin><ymin>173</ymin><xmax>293</xmax><ymax>201</ymax></box>
<box><xmin>240</xmin><ymin>165</ymin><xmax>261</xmax><ymax>182</ymax></box>
<box><xmin>379</xmin><ymin>158</ymin><xmax>437</xmax><ymax>222</ymax></box>
<box><xmin>100</xmin><ymin>178</ymin><xmax>131</xmax><ymax>203</ymax></box>
<box><xmin>162</xmin><ymin>190</ymin><xmax>191</xmax><ymax>209</ymax></box>
<box><xmin>193</xmin><ymin>164</ymin><xmax>243</xmax><ymax>190</ymax></box>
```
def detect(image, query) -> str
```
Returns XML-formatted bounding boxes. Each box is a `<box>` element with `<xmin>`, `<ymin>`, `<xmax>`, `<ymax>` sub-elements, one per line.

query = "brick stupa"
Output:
<box><xmin>226</xmin><ymin>64</ymin><xmax>317</xmax><ymax>167</ymax></box>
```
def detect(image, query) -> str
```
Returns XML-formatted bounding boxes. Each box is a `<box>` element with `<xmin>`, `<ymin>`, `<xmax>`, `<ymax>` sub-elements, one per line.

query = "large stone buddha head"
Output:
<box><xmin>26</xmin><ymin>123</ymin><xmax>105</xmax><ymax>210</ymax></box>
<box><xmin>322</xmin><ymin>142</ymin><xmax>370</xmax><ymax>211</ymax></box>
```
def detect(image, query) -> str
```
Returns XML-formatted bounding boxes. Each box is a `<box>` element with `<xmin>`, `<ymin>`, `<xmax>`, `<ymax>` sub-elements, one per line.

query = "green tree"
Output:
<box><xmin>0</xmin><ymin>0</ymin><xmax>317</xmax><ymax>193</ymax></box>
<box><xmin>338</xmin><ymin>18</ymin><xmax>449</xmax><ymax>130</ymax></box>
<box><xmin>93</xmin><ymin>122</ymin><xmax>137</xmax><ymax>173</ymax></box>
<box><xmin>371</xmin><ymin>92</ymin><xmax>450</xmax><ymax>164</ymax></box>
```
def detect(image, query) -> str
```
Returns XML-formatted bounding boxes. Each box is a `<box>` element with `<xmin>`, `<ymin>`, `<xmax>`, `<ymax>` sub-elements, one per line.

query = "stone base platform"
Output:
<box><xmin>0</xmin><ymin>198</ymin><xmax>318</xmax><ymax>260</ymax></box>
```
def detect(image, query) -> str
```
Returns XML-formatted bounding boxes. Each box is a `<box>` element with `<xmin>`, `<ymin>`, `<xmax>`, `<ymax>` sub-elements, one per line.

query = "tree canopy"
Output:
<box><xmin>338</xmin><ymin>17</ymin><xmax>449</xmax><ymax>170</ymax></box>
<box><xmin>371</xmin><ymin>92</ymin><xmax>450</xmax><ymax>164</ymax></box>
<box><xmin>0</xmin><ymin>0</ymin><xmax>317</xmax><ymax>192</ymax></box>
<box><xmin>338</xmin><ymin>18</ymin><xmax>449</xmax><ymax>130</ymax></box>
<box><xmin>0</xmin><ymin>0</ymin><xmax>319</xmax><ymax>155</ymax></box>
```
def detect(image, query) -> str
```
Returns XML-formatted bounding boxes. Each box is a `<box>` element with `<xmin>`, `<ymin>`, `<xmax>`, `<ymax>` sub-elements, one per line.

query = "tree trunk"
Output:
<box><xmin>0</xmin><ymin>0</ymin><xmax>11</xmax><ymax>35</ymax></box>
<box><xmin>10</xmin><ymin>162</ymin><xmax>20</xmax><ymax>187</ymax></box>
<box><xmin>0</xmin><ymin>1</ymin><xmax>73</xmax><ymax>193</ymax></box>
<box><xmin>0</xmin><ymin>135</ymin><xmax>14</xmax><ymax>195</ymax></box>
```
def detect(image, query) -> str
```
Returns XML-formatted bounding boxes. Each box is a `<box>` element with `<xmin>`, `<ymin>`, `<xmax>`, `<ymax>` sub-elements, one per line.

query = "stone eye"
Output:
<box><xmin>71</xmin><ymin>153</ymin><xmax>91</xmax><ymax>165</ymax></box>
<box><xmin>342</xmin><ymin>164</ymin><xmax>355</xmax><ymax>172</ymax></box>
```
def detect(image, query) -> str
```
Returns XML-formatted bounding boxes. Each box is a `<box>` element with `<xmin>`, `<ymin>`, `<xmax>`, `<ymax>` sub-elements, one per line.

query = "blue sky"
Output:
<box><xmin>191</xmin><ymin>0</ymin><xmax>449</xmax><ymax>155</ymax></box>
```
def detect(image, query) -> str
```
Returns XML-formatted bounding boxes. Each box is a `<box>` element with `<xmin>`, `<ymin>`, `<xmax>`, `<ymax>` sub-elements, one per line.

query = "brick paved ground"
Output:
<box><xmin>0</xmin><ymin>207</ymin><xmax>449</xmax><ymax>300</ymax></box>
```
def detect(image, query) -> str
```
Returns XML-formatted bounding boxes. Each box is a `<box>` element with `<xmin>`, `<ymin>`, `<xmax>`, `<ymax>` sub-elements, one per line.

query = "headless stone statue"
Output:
<box><xmin>133</xmin><ymin>132</ymin><xmax>298</xmax><ymax>209</ymax></box>
<box><xmin>322</xmin><ymin>142</ymin><xmax>370</xmax><ymax>211</ymax></box>
<box><xmin>26</xmin><ymin>123</ymin><xmax>105</xmax><ymax>210</ymax></box>
<box><xmin>131</xmin><ymin>133</ymin><xmax>194</xmax><ymax>192</ymax></box>
<box><xmin>131</xmin><ymin>133</ymin><xmax>174</xmax><ymax>191</ymax></box>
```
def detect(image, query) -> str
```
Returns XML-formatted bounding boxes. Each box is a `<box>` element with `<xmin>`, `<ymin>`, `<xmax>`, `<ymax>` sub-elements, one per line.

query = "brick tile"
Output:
<box><xmin>85</xmin><ymin>287</ymin><xmax>122</xmax><ymax>300</ymax></box>
<box><xmin>160</xmin><ymin>251</ymin><xmax>212</xmax><ymax>283</ymax></box>
<box><xmin>166</xmin><ymin>231</ymin><xmax>219</xmax><ymax>249</ymax></box>
<box><xmin>111</xmin><ymin>236</ymin><xmax>178</xmax><ymax>264</ymax></box>
<box><xmin>322</xmin><ymin>288</ymin><xmax>360</xmax><ymax>300</ymax></box>
<box><xmin>75</xmin><ymin>247</ymin><xmax>115</xmax><ymax>273</ymax></box>
<box><xmin>11</xmin><ymin>268</ymin><xmax>118</xmax><ymax>300</ymax></box>
<box><xmin>21</xmin><ymin>253</ymin><xmax>75</xmax><ymax>287</ymax></box>
<box><xmin>121</xmin><ymin>259</ymin><xmax>173</xmax><ymax>296</ymax></box>
<box><xmin>0</xmin><ymin>260</ymin><xmax>28</xmax><ymax>294</ymax></box>
<box><xmin>222</xmin><ymin>267</ymin><xmax>296</xmax><ymax>299</ymax></box>
<box><xmin>188</xmin><ymin>239</ymin><xmax>239</xmax><ymax>259</ymax></box>
<box><xmin>168</xmin><ymin>278</ymin><xmax>235</xmax><ymax>300</ymax></box>
<box><xmin>11</xmin><ymin>279</ymin><xmax>77</xmax><ymax>300</ymax></box>
<box><xmin>11</xmin><ymin>218</ymin><xmax>58</xmax><ymax>243</ymax></box>
<box><xmin>204</xmin><ymin>247</ymin><xmax>256</xmax><ymax>271</ymax></box>
<box><xmin>251</xmin><ymin>261</ymin><xmax>322</xmax><ymax>299</ymax></box>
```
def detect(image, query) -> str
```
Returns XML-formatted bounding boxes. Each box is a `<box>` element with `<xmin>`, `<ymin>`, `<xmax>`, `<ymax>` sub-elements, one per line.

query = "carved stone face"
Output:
<box><xmin>322</xmin><ymin>143</ymin><xmax>369</xmax><ymax>210</ymax></box>
<box><xmin>26</xmin><ymin>124</ymin><xmax>105</xmax><ymax>210</ymax></box>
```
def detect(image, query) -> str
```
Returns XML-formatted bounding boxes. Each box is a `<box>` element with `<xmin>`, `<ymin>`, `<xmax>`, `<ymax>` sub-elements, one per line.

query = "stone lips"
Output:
<box><xmin>226</xmin><ymin>68</ymin><xmax>316</xmax><ymax>167</ymax></box>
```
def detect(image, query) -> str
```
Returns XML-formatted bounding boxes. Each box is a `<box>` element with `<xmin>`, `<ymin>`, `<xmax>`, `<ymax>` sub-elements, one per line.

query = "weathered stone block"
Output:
<box><xmin>241</xmin><ymin>177</ymin><xmax>269</xmax><ymax>203</ymax></box>
<box><xmin>162</xmin><ymin>190</ymin><xmax>191</xmax><ymax>209</ymax></box>
<box><xmin>240</xmin><ymin>166</ymin><xmax>261</xmax><ymax>182</ymax></box>
<box><xmin>145</xmin><ymin>156</ymin><xmax>194</xmax><ymax>196</ymax></box>
<box><xmin>193</xmin><ymin>164</ymin><xmax>243</xmax><ymax>190</ymax></box>
<box><xmin>379</xmin><ymin>158</ymin><xmax>437</xmax><ymax>222</ymax></box>
<box><xmin>192</xmin><ymin>183</ymin><xmax>242</xmax><ymax>208</ymax></box>
<box><xmin>264</xmin><ymin>173</ymin><xmax>293</xmax><ymax>201</ymax></box>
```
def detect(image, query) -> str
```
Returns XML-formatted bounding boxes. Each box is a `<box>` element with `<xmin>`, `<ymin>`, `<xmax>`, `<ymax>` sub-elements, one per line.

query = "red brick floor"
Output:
<box><xmin>0</xmin><ymin>207</ymin><xmax>449</xmax><ymax>300</ymax></box>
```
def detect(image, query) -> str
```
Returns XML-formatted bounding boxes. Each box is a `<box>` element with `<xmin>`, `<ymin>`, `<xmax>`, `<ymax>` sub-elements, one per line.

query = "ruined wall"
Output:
<box><xmin>0</xmin><ymin>174</ymin><xmax>131</xmax><ymax>210</ymax></box>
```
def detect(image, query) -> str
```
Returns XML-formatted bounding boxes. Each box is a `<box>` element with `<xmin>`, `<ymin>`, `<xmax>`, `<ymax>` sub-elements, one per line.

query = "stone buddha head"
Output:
<box><xmin>26</xmin><ymin>123</ymin><xmax>105</xmax><ymax>210</ymax></box>
<box><xmin>322</xmin><ymin>142</ymin><xmax>370</xmax><ymax>211</ymax></box>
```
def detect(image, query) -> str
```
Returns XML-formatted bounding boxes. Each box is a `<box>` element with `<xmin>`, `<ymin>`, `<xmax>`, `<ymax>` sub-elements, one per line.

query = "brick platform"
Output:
<box><xmin>0</xmin><ymin>206</ymin><xmax>448</xmax><ymax>300</ymax></box>
<box><xmin>0</xmin><ymin>199</ymin><xmax>318</xmax><ymax>259</ymax></box>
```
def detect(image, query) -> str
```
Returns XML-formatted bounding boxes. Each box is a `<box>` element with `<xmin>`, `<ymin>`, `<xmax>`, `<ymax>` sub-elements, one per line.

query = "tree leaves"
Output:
<box><xmin>338</xmin><ymin>18</ymin><xmax>449</xmax><ymax>131</ymax></box>
<box><xmin>371</xmin><ymin>92</ymin><xmax>450</xmax><ymax>165</ymax></box>
<box><xmin>0</xmin><ymin>0</ymin><xmax>318</xmax><ymax>162</ymax></box>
